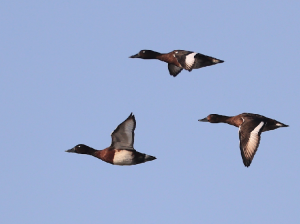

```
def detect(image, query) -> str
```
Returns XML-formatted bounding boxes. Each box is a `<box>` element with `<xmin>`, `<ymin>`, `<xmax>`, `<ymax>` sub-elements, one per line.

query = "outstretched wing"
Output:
<box><xmin>110</xmin><ymin>113</ymin><xmax>136</xmax><ymax>150</ymax></box>
<box><xmin>168</xmin><ymin>64</ymin><xmax>183</xmax><ymax>77</ymax></box>
<box><xmin>239</xmin><ymin>118</ymin><xmax>266</xmax><ymax>167</ymax></box>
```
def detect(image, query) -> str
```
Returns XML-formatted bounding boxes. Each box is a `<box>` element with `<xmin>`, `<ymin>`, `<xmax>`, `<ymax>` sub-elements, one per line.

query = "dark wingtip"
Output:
<box><xmin>244</xmin><ymin>162</ymin><xmax>251</xmax><ymax>168</ymax></box>
<box><xmin>243</xmin><ymin>159</ymin><xmax>252</xmax><ymax>167</ymax></box>
<box><xmin>170</xmin><ymin>73</ymin><xmax>178</xmax><ymax>77</ymax></box>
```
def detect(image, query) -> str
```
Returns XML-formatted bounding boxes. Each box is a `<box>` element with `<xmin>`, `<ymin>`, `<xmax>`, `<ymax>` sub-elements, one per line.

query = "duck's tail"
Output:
<box><xmin>145</xmin><ymin>154</ymin><xmax>156</xmax><ymax>162</ymax></box>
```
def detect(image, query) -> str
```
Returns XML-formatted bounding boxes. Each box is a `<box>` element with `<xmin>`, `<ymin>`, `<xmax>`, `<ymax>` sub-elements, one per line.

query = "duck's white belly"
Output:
<box><xmin>113</xmin><ymin>150</ymin><xmax>134</xmax><ymax>165</ymax></box>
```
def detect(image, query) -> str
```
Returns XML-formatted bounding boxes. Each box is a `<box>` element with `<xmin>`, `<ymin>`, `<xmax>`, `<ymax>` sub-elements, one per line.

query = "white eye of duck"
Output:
<box><xmin>175</xmin><ymin>51</ymin><xmax>178</xmax><ymax>53</ymax></box>
<box><xmin>143</xmin><ymin>51</ymin><xmax>145</xmax><ymax>53</ymax></box>
<box><xmin>78</xmin><ymin>145</ymin><xmax>81</xmax><ymax>147</ymax></box>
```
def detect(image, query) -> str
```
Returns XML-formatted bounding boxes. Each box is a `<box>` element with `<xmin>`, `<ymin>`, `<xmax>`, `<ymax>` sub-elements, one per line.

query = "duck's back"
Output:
<box><xmin>241</xmin><ymin>113</ymin><xmax>287</xmax><ymax>132</ymax></box>
<box><xmin>173</xmin><ymin>50</ymin><xmax>224</xmax><ymax>70</ymax></box>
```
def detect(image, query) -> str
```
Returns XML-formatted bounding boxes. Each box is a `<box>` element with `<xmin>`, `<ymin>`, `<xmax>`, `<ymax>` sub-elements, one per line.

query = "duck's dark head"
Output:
<box><xmin>129</xmin><ymin>50</ymin><xmax>161</xmax><ymax>59</ymax></box>
<box><xmin>198</xmin><ymin>114</ymin><xmax>221</xmax><ymax>123</ymax></box>
<box><xmin>66</xmin><ymin>144</ymin><xmax>96</xmax><ymax>155</ymax></box>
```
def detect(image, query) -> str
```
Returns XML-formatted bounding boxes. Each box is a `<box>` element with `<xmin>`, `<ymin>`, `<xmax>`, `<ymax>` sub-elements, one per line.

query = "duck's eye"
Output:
<box><xmin>78</xmin><ymin>145</ymin><xmax>81</xmax><ymax>147</ymax></box>
<box><xmin>143</xmin><ymin>51</ymin><xmax>145</xmax><ymax>53</ymax></box>
<box><xmin>175</xmin><ymin>51</ymin><xmax>178</xmax><ymax>53</ymax></box>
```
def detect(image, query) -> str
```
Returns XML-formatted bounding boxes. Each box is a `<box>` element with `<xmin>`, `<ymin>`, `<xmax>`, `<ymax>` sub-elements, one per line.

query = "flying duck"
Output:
<box><xmin>66</xmin><ymin>113</ymin><xmax>156</xmax><ymax>165</ymax></box>
<box><xmin>130</xmin><ymin>49</ymin><xmax>224</xmax><ymax>77</ymax></box>
<box><xmin>198</xmin><ymin>113</ymin><xmax>288</xmax><ymax>167</ymax></box>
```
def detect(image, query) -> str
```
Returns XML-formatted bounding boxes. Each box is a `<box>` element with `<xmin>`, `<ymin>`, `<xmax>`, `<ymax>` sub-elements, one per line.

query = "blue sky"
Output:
<box><xmin>1</xmin><ymin>1</ymin><xmax>300</xmax><ymax>223</ymax></box>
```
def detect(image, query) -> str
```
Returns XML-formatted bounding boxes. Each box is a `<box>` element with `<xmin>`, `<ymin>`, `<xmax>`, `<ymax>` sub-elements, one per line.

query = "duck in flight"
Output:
<box><xmin>66</xmin><ymin>113</ymin><xmax>156</xmax><ymax>165</ymax></box>
<box><xmin>129</xmin><ymin>50</ymin><xmax>224</xmax><ymax>77</ymax></box>
<box><xmin>198</xmin><ymin>113</ymin><xmax>288</xmax><ymax>167</ymax></box>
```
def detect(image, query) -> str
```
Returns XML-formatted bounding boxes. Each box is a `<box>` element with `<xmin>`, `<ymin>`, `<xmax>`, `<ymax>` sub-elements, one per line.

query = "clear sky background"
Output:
<box><xmin>1</xmin><ymin>1</ymin><xmax>300</xmax><ymax>223</ymax></box>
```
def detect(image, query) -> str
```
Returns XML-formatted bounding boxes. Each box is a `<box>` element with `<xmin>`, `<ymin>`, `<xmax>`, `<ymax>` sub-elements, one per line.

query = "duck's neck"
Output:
<box><xmin>85</xmin><ymin>146</ymin><xmax>97</xmax><ymax>155</ymax></box>
<box><xmin>147</xmin><ymin>51</ymin><xmax>162</xmax><ymax>59</ymax></box>
<box><xmin>216</xmin><ymin>115</ymin><xmax>236</xmax><ymax>126</ymax></box>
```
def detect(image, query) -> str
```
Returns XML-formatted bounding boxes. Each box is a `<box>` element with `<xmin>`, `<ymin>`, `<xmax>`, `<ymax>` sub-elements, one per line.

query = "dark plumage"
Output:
<box><xmin>130</xmin><ymin>50</ymin><xmax>224</xmax><ymax>77</ymax></box>
<box><xmin>66</xmin><ymin>113</ymin><xmax>156</xmax><ymax>166</ymax></box>
<box><xmin>199</xmin><ymin>113</ymin><xmax>288</xmax><ymax>167</ymax></box>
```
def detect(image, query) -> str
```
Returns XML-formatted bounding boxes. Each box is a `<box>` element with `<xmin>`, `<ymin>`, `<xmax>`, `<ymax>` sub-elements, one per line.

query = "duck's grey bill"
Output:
<box><xmin>198</xmin><ymin>118</ymin><xmax>208</xmax><ymax>122</ymax></box>
<box><xmin>129</xmin><ymin>54</ymin><xmax>140</xmax><ymax>58</ymax></box>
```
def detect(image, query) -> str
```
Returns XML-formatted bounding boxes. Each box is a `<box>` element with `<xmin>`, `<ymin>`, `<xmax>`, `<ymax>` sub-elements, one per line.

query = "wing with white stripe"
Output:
<box><xmin>174</xmin><ymin>51</ymin><xmax>196</xmax><ymax>71</ymax></box>
<box><xmin>184</xmin><ymin>52</ymin><xmax>197</xmax><ymax>71</ymax></box>
<box><xmin>110</xmin><ymin>113</ymin><xmax>136</xmax><ymax>150</ymax></box>
<box><xmin>239</xmin><ymin>119</ymin><xmax>266</xmax><ymax>167</ymax></box>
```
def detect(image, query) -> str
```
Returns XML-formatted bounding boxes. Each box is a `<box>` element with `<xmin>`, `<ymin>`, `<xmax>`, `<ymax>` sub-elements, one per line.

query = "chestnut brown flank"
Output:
<box><xmin>157</xmin><ymin>53</ymin><xmax>181</xmax><ymax>67</ymax></box>
<box><xmin>94</xmin><ymin>148</ymin><xmax>115</xmax><ymax>164</ymax></box>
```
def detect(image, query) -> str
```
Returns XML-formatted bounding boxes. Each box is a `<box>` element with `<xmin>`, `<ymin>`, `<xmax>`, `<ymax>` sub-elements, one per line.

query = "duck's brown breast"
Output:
<box><xmin>157</xmin><ymin>53</ymin><xmax>181</xmax><ymax>67</ymax></box>
<box><xmin>228</xmin><ymin>115</ymin><xmax>244</xmax><ymax>127</ymax></box>
<box><xmin>94</xmin><ymin>148</ymin><xmax>115</xmax><ymax>164</ymax></box>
